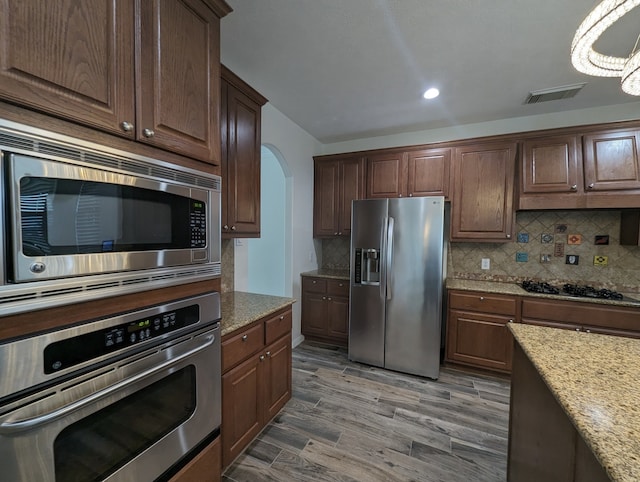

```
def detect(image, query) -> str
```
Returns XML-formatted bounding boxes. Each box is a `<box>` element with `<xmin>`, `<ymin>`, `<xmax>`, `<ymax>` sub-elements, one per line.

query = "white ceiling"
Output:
<box><xmin>220</xmin><ymin>0</ymin><xmax>640</xmax><ymax>144</ymax></box>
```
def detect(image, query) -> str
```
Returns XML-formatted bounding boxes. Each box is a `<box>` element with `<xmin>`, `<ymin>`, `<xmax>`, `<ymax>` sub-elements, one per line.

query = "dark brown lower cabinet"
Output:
<box><xmin>221</xmin><ymin>308</ymin><xmax>292</xmax><ymax>469</ymax></box>
<box><xmin>301</xmin><ymin>276</ymin><xmax>349</xmax><ymax>347</ymax></box>
<box><xmin>508</xmin><ymin>343</ymin><xmax>610</xmax><ymax>482</ymax></box>
<box><xmin>445</xmin><ymin>290</ymin><xmax>516</xmax><ymax>373</ymax></box>
<box><xmin>168</xmin><ymin>437</ymin><xmax>221</xmax><ymax>482</ymax></box>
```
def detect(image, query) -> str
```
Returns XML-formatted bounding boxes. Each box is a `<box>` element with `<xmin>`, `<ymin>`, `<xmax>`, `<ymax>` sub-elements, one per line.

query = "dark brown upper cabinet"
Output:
<box><xmin>0</xmin><ymin>0</ymin><xmax>231</xmax><ymax>163</ymax></box>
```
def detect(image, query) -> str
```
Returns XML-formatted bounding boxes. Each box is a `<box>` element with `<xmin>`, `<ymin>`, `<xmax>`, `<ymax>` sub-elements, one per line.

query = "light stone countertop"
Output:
<box><xmin>301</xmin><ymin>269</ymin><xmax>350</xmax><ymax>280</ymax></box>
<box><xmin>509</xmin><ymin>323</ymin><xmax>640</xmax><ymax>482</ymax></box>
<box><xmin>220</xmin><ymin>291</ymin><xmax>295</xmax><ymax>337</ymax></box>
<box><xmin>446</xmin><ymin>278</ymin><xmax>640</xmax><ymax>308</ymax></box>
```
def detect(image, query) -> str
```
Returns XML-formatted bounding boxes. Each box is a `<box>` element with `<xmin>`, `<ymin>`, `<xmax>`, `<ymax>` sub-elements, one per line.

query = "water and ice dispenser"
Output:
<box><xmin>354</xmin><ymin>248</ymin><xmax>381</xmax><ymax>285</ymax></box>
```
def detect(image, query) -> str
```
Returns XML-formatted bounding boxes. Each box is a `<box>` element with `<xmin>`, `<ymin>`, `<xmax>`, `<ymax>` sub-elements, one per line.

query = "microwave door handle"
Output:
<box><xmin>0</xmin><ymin>334</ymin><xmax>215</xmax><ymax>434</ymax></box>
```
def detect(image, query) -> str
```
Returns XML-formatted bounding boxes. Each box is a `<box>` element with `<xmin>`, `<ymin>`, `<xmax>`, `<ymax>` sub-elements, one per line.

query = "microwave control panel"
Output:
<box><xmin>43</xmin><ymin>305</ymin><xmax>200</xmax><ymax>374</ymax></box>
<box><xmin>190</xmin><ymin>201</ymin><xmax>207</xmax><ymax>247</ymax></box>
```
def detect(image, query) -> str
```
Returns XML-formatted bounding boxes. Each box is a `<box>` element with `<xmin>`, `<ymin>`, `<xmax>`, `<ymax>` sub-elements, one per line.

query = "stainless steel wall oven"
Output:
<box><xmin>0</xmin><ymin>119</ymin><xmax>221</xmax><ymax>316</ymax></box>
<box><xmin>0</xmin><ymin>292</ymin><xmax>221</xmax><ymax>481</ymax></box>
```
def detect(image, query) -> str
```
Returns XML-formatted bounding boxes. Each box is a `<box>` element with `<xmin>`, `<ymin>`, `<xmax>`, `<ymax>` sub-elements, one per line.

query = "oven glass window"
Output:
<box><xmin>19</xmin><ymin>177</ymin><xmax>203</xmax><ymax>255</ymax></box>
<box><xmin>54</xmin><ymin>366</ymin><xmax>196</xmax><ymax>482</ymax></box>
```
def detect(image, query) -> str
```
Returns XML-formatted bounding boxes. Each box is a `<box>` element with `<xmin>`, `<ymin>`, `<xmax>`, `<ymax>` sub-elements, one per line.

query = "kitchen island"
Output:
<box><xmin>508</xmin><ymin>323</ymin><xmax>640</xmax><ymax>481</ymax></box>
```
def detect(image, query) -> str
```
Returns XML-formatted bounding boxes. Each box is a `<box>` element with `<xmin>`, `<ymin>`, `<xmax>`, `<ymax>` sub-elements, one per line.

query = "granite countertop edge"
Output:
<box><xmin>220</xmin><ymin>291</ymin><xmax>296</xmax><ymax>337</ymax></box>
<box><xmin>509</xmin><ymin>323</ymin><xmax>640</xmax><ymax>482</ymax></box>
<box><xmin>301</xmin><ymin>269</ymin><xmax>350</xmax><ymax>280</ymax></box>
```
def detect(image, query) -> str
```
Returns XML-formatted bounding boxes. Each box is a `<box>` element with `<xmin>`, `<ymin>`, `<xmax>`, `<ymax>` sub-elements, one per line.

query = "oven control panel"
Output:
<box><xmin>43</xmin><ymin>304</ymin><xmax>200</xmax><ymax>374</ymax></box>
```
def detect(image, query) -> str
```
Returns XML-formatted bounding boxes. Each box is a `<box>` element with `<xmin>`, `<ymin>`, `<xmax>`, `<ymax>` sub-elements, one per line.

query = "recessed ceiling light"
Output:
<box><xmin>423</xmin><ymin>88</ymin><xmax>440</xmax><ymax>99</ymax></box>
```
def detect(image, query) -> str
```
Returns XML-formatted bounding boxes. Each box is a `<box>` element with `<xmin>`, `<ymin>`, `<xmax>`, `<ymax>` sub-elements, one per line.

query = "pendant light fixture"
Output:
<box><xmin>570</xmin><ymin>0</ymin><xmax>640</xmax><ymax>95</ymax></box>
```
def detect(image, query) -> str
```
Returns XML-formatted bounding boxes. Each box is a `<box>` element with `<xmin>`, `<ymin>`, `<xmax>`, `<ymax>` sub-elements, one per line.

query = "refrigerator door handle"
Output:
<box><xmin>380</xmin><ymin>217</ymin><xmax>388</xmax><ymax>301</ymax></box>
<box><xmin>386</xmin><ymin>216</ymin><xmax>394</xmax><ymax>300</ymax></box>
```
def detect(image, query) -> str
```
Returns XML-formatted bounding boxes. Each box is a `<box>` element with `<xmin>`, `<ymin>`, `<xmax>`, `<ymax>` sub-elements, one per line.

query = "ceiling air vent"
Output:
<box><xmin>525</xmin><ymin>83</ymin><xmax>586</xmax><ymax>104</ymax></box>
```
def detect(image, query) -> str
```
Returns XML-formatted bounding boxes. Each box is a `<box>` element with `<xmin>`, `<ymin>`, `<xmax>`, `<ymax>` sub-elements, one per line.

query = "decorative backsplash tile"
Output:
<box><xmin>321</xmin><ymin>238</ymin><xmax>350</xmax><ymax>269</ymax></box>
<box><xmin>321</xmin><ymin>210</ymin><xmax>640</xmax><ymax>293</ymax></box>
<box><xmin>450</xmin><ymin>210</ymin><xmax>640</xmax><ymax>293</ymax></box>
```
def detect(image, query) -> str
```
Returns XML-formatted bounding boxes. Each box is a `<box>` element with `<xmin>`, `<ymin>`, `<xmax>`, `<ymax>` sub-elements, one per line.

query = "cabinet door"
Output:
<box><xmin>263</xmin><ymin>334</ymin><xmax>292</xmax><ymax>422</ymax></box>
<box><xmin>367</xmin><ymin>152</ymin><xmax>407</xmax><ymax>198</ymax></box>
<box><xmin>223</xmin><ymin>82</ymin><xmax>261</xmax><ymax>236</ymax></box>
<box><xmin>446</xmin><ymin>309</ymin><xmax>513</xmax><ymax>372</ymax></box>
<box><xmin>313</xmin><ymin>160</ymin><xmax>340</xmax><ymax>237</ymax></box>
<box><xmin>407</xmin><ymin>148</ymin><xmax>451</xmax><ymax>198</ymax></box>
<box><xmin>327</xmin><ymin>295</ymin><xmax>349</xmax><ymax>341</ymax></box>
<box><xmin>451</xmin><ymin>143</ymin><xmax>516</xmax><ymax>242</ymax></box>
<box><xmin>0</xmin><ymin>0</ymin><xmax>135</xmax><ymax>136</ymax></box>
<box><xmin>338</xmin><ymin>157</ymin><xmax>365</xmax><ymax>236</ymax></box>
<box><xmin>301</xmin><ymin>291</ymin><xmax>328</xmax><ymax>337</ymax></box>
<box><xmin>221</xmin><ymin>354</ymin><xmax>262</xmax><ymax>468</ymax></box>
<box><xmin>138</xmin><ymin>0</ymin><xmax>221</xmax><ymax>162</ymax></box>
<box><xmin>521</xmin><ymin>135</ymin><xmax>581</xmax><ymax>193</ymax></box>
<box><xmin>583</xmin><ymin>129</ymin><xmax>640</xmax><ymax>191</ymax></box>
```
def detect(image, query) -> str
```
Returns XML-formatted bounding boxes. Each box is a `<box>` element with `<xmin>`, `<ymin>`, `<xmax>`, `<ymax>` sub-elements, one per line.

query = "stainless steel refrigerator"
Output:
<box><xmin>348</xmin><ymin>196</ymin><xmax>448</xmax><ymax>379</ymax></box>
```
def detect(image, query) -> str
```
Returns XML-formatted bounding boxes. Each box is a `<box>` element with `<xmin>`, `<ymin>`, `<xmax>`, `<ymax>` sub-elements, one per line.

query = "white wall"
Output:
<box><xmin>319</xmin><ymin>101</ymin><xmax>640</xmax><ymax>155</ymax></box>
<box><xmin>235</xmin><ymin>104</ymin><xmax>322</xmax><ymax>347</ymax></box>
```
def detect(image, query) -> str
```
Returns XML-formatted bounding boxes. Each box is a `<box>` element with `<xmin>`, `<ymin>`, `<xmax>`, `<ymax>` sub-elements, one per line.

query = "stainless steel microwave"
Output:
<box><xmin>0</xmin><ymin>119</ymin><xmax>221</xmax><ymax>315</ymax></box>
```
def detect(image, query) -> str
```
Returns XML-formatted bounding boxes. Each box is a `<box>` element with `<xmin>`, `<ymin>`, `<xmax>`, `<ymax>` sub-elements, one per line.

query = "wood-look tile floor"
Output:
<box><xmin>222</xmin><ymin>342</ymin><xmax>511</xmax><ymax>482</ymax></box>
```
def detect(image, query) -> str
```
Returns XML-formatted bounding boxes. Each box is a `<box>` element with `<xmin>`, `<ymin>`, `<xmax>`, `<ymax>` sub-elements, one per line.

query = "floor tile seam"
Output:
<box><xmin>449</xmin><ymin>435</ymin><xmax>509</xmax><ymax>457</ymax></box>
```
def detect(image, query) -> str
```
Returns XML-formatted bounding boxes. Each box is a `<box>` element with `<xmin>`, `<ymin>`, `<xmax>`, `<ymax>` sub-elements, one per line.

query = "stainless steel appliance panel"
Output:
<box><xmin>0</xmin><ymin>293</ymin><xmax>221</xmax><ymax>482</ymax></box>
<box><xmin>349</xmin><ymin>199</ymin><xmax>388</xmax><ymax>368</ymax></box>
<box><xmin>384</xmin><ymin>197</ymin><xmax>445</xmax><ymax>378</ymax></box>
<box><xmin>349</xmin><ymin>197</ymin><xmax>447</xmax><ymax>379</ymax></box>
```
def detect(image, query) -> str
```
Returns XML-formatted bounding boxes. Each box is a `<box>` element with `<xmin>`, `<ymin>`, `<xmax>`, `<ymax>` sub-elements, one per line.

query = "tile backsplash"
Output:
<box><xmin>321</xmin><ymin>210</ymin><xmax>640</xmax><ymax>293</ymax></box>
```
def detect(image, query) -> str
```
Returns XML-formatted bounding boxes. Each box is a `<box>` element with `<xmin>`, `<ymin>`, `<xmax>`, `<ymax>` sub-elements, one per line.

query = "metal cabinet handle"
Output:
<box><xmin>571</xmin><ymin>184</ymin><xmax>578</xmax><ymax>191</ymax></box>
<box><xmin>588</xmin><ymin>183</ymin><xmax>595</xmax><ymax>189</ymax></box>
<box><xmin>223</xmin><ymin>225</ymin><xmax>229</xmax><ymax>230</ymax></box>
<box><xmin>279</xmin><ymin>315</ymin><xmax>284</xmax><ymax>320</ymax></box>
<box><xmin>120</xmin><ymin>121</ymin><xmax>134</xmax><ymax>132</ymax></box>
<box><xmin>575</xmin><ymin>328</ymin><xmax>581</xmax><ymax>332</ymax></box>
<box><xmin>266</xmin><ymin>351</ymin><xmax>271</xmax><ymax>357</ymax></box>
<box><xmin>259</xmin><ymin>355</ymin><xmax>265</xmax><ymax>361</ymax></box>
<box><xmin>327</xmin><ymin>297</ymin><xmax>332</xmax><ymax>301</ymax></box>
<box><xmin>585</xmin><ymin>329</ymin><xmax>591</xmax><ymax>333</ymax></box>
<box><xmin>338</xmin><ymin>232</ymin><xmax>342</xmax><ymax>236</ymax></box>
<box><xmin>142</xmin><ymin>128</ymin><xmax>155</xmax><ymax>138</ymax></box>
<box><xmin>231</xmin><ymin>226</ymin><xmax>236</xmax><ymax>231</ymax></box>
<box><xmin>339</xmin><ymin>283</ymin><xmax>343</xmax><ymax>287</ymax></box>
<box><xmin>242</xmin><ymin>334</ymin><xmax>248</xmax><ymax>341</ymax></box>
<box><xmin>408</xmin><ymin>193</ymin><xmax>413</xmax><ymax>197</ymax></box>
<box><xmin>508</xmin><ymin>319</ymin><xmax>514</xmax><ymax>323</ymax></box>
<box><xmin>322</xmin><ymin>296</ymin><xmax>326</xmax><ymax>300</ymax></box>
<box><xmin>480</xmin><ymin>297</ymin><xmax>484</xmax><ymax>301</ymax></box>
<box><xmin>334</xmin><ymin>232</ymin><xmax>338</xmax><ymax>235</ymax></box>
<box><xmin>506</xmin><ymin>234</ymin><xmax>511</xmax><ymax>239</ymax></box>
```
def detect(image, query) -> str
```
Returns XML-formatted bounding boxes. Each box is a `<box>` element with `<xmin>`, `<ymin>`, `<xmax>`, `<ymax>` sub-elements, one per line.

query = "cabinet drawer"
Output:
<box><xmin>327</xmin><ymin>279</ymin><xmax>349</xmax><ymax>296</ymax></box>
<box><xmin>222</xmin><ymin>323</ymin><xmax>265</xmax><ymax>372</ymax></box>
<box><xmin>522</xmin><ymin>298</ymin><xmax>640</xmax><ymax>331</ymax></box>
<box><xmin>265</xmin><ymin>309</ymin><xmax>292</xmax><ymax>345</ymax></box>
<box><xmin>303</xmin><ymin>277</ymin><xmax>327</xmax><ymax>294</ymax></box>
<box><xmin>449</xmin><ymin>291</ymin><xmax>517</xmax><ymax>316</ymax></box>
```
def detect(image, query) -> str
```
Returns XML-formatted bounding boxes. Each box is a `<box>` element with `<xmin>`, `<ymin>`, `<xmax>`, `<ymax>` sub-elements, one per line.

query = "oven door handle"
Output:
<box><xmin>0</xmin><ymin>334</ymin><xmax>215</xmax><ymax>434</ymax></box>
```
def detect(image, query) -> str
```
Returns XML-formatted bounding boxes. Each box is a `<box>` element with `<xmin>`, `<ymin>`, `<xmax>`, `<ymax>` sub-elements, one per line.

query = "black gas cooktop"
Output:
<box><xmin>520</xmin><ymin>280</ymin><xmax>637</xmax><ymax>302</ymax></box>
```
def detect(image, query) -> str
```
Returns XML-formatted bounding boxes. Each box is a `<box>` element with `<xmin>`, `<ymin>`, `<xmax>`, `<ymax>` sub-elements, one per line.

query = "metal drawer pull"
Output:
<box><xmin>0</xmin><ymin>335</ymin><xmax>215</xmax><ymax>433</ymax></box>
<box><xmin>242</xmin><ymin>334</ymin><xmax>248</xmax><ymax>341</ymax></box>
<box><xmin>279</xmin><ymin>316</ymin><xmax>284</xmax><ymax>320</ymax></box>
